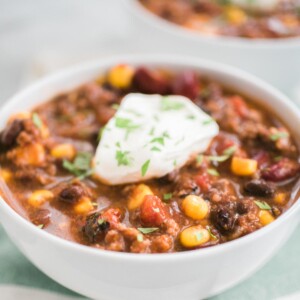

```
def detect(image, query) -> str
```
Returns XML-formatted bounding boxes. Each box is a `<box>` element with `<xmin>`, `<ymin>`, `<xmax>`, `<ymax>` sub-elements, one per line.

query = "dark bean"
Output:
<box><xmin>261</xmin><ymin>158</ymin><xmax>300</xmax><ymax>182</ymax></box>
<box><xmin>244</xmin><ymin>179</ymin><xmax>275</xmax><ymax>197</ymax></box>
<box><xmin>171</xmin><ymin>70</ymin><xmax>200</xmax><ymax>100</ymax></box>
<box><xmin>133</xmin><ymin>67</ymin><xmax>170</xmax><ymax>94</ymax></box>
<box><xmin>59</xmin><ymin>184</ymin><xmax>85</xmax><ymax>204</ymax></box>
<box><xmin>30</xmin><ymin>209</ymin><xmax>51</xmax><ymax>227</ymax></box>
<box><xmin>82</xmin><ymin>213</ymin><xmax>110</xmax><ymax>243</ymax></box>
<box><xmin>211</xmin><ymin>202</ymin><xmax>237</xmax><ymax>234</ymax></box>
<box><xmin>0</xmin><ymin>119</ymin><xmax>24</xmax><ymax>147</ymax></box>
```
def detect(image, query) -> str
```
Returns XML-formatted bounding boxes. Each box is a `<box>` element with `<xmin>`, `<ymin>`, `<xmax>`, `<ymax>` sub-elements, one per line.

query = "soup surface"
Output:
<box><xmin>0</xmin><ymin>64</ymin><xmax>299</xmax><ymax>253</ymax></box>
<box><xmin>139</xmin><ymin>0</ymin><xmax>300</xmax><ymax>39</ymax></box>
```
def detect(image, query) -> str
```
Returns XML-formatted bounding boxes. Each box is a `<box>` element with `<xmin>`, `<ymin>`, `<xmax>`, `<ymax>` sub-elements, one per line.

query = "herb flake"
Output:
<box><xmin>254</xmin><ymin>200</ymin><xmax>272</xmax><ymax>210</ymax></box>
<box><xmin>137</xmin><ymin>227</ymin><xmax>159</xmax><ymax>234</ymax></box>
<box><xmin>32</xmin><ymin>113</ymin><xmax>43</xmax><ymax>129</ymax></box>
<box><xmin>141</xmin><ymin>159</ymin><xmax>151</xmax><ymax>176</ymax></box>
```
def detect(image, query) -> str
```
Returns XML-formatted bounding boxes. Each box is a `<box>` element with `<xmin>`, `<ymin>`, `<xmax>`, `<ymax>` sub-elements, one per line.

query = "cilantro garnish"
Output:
<box><xmin>150</xmin><ymin>137</ymin><xmax>165</xmax><ymax>146</ymax></box>
<box><xmin>163</xmin><ymin>193</ymin><xmax>173</xmax><ymax>201</ymax></box>
<box><xmin>63</xmin><ymin>152</ymin><xmax>93</xmax><ymax>180</ymax></box>
<box><xmin>207</xmin><ymin>168</ymin><xmax>220</xmax><ymax>176</ymax></box>
<box><xmin>137</xmin><ymin>227</ymin><xmax>159</xmax><ymax>234</ymax></box>
<box><xmin>254</xmin><ymin>201</ymin><xmax>272</xmax><ymax>210</ymax></box>
<box><xmin>141</xmin><ymin>159</ymin><xmax>151</xmax><ymax>176</ymax></box>
<box><xmin>137</xmin><ymin>234</ymin><xmax>144</xmax><ymax>242</ymax></box>
<box><xmin>115</xmin><ymin>150</ymin><xmax>133</xmax><ymax>166</ymax></box>
<box><xmin>223</xmin><ymin>146</ymin><xmax>237</xmax><ymax>156</ymax></box>
<box><xmin>115</xmin><ymin>117</ymin><xmax>141</xmax><ymax>140</ymax></box>
<box><xmin>150</xmin><ymin>146</ymin><xmax>161</xmax><ymax>152</ymax></box>
<box><xmin>161</xmin><ymin>97</ymin><xmax>184</xmax><ymax>111</ymax></box>
<box><xmin>206</xmin><ymin>226</ymin><xmax>217</xmax><ymax>239</ymax></box>
<box><xmin>202</xmin><ymin>118</ymin><xmax>214</xmax><ymax>125</ymax></box>
<box><xmin>32</xmin><ymin>113</ymin><xmax>43</xmax><ymax>129</ymax></box>
<box><xmin>270</xmin><ymin>132</ymin><xmax>289</xmax><ymax>141</ymax></box>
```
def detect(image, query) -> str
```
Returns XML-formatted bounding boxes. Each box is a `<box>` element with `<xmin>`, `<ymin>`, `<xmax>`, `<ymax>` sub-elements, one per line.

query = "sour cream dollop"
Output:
<box><xmin>94</xmin><ymin>93</ymin><xmax>219</xmax><ymax>185</ymax></box>
<box><xmin>230</xmin><ymin>0</ymin><xmax>280</xmax><ymax>11</ymax></box>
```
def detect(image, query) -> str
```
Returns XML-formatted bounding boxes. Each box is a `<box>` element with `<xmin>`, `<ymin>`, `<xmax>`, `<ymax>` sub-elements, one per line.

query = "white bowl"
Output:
<box><xmin>125</xmin><ymin>0</ymin><xmax>300</xmax><ymax>98</ymax></box>
<box><xmin>0</xmin><ymin>55</ymin><xmax>300</xmax><ymax>300</ymax></box>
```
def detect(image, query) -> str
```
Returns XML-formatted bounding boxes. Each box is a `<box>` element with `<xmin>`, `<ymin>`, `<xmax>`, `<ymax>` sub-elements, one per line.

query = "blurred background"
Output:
<box><xmin>0</xmin><ymin>1</ymin><xmax>300</xmax><ymax>299</ymax></box>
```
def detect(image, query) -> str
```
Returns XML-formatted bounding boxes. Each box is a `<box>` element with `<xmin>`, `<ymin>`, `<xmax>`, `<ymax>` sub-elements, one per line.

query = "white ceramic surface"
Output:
<box><xmin>0</xmin><ymin>55</ymin><xmax>300</xmax><ymax>300</ymax></box>
<box><xmin>125</xmin><ymin>0</ymin><xmax>300</xmax><ymax>98</ymax></box>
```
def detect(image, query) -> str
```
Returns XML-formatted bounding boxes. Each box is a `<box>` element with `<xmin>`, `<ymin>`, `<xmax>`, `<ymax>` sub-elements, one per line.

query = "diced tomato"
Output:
<box><xmin>195</xmin><ymin>173</ymin><xmax>211</xmax><ymax>193</ymax></box>
<box><xmin>102</xmin><ymin>208</ymin><xmax>123</xmax><ymax>225</ymax></box>
<box><xmin>140</xmin><ymin>195</ymin><xmax>169</xmax><ymax>227</ymax></box>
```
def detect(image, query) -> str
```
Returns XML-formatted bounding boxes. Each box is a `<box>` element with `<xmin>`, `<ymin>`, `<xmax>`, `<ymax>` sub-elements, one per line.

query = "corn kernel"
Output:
<box><xmin>225</xmin><ymin>6</ymin><xmax>247</xmax><ymax>25</ymax></box>
<box><xmin>182</xmin><ymin>195</ymin><xmax>209</xmax><ymax>220</ymax></box>
<box><xmin>28</xmin><ymin>190</ymin><xmax>54</xmax><ymax>208</ymax></box>
<box><xmin>259</xmin><ymin>210</ymin><xmax>275</xmax><ymax>226</ymax></box>
<box><xmin>0</xmin><ymin>169</ymin><xmax>12</xmax><ymax>182</ymax></box>
<box><xmin>8</xmin><ymin>111</ymin><xmax>31</xmax><ymax>124</ymax></box>
<box><xmin>51</xmin><ymin>143</ymin><xmax>76</xmax><ymax>160</ymax></box>
<box><xmin>231</xmin><ymin>157</ymin><xmax>257</xmax><ymax>176</ymax></box>
<box><xmin>74</xmin><ymin>197</ymin><xmax>94</xmax><ymax>214</ymax></box>
<box><xmin>274</xmin><ymin>193</ymin><xmax>287</xmax><ymax>205</ymax></box>
<box><xmin>108</xmin><ymin>64</ymin><xmax>135</xmax><ymax>89</ymax></box>
<box><xmin>128</xmin><ymin>184</ymin><xmax>154</xmax><ymax>210</ymax></box>
<box><xmin>180</xmin><ymin>226</ymin><xmax>210</xmax><ymax>248</ymax></box>
<box><xmin>14</xmin><ymin>143</ymin><xmax>45</xmax><ymax>166</ymax></box>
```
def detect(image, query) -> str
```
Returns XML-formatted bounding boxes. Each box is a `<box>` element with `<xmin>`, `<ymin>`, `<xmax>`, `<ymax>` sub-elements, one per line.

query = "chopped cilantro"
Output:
<box><xmin>150</xmin><ymin>137</ymin><xmax>165</xmax><ymax>146</ymax></box>
<box><xmin>254</xmin><ymin>201</ymin><xmax>272</xmax><ymax>210</ymax></box>
<box><xmin>150</xmin><ymin>146</ymin><xmax>161</xmax><ymax>152</ymax></box>
<box><xmin>37</xmin><ymin>224</ymin><xmax>44</xmax><ymax>229</ymax></box>
<box><xmin>137</xmin><ymin>227</ymin><xmax>159</xmax><ymax>234</ymax></box>
<box><xmin>202</xmin><ymin>118</ymin><xmax>214</xmax><ymax>125</ymax></box>
<box><xmin>141</xmin><ymin>159</ymin><xmax>151</xmax><ymax>176</ymax></box>
<box><xmin>270</xmin><ymin>132</ymin><xmax>289</xmax><ymax>141</ymax></box>
<box><xmin>115</xmin><ymin>117</ymin><xmax>140</xmax><ymax>140</ymax></box>
<box><xmin>206</xmin><ymin>226</ymin><xmax>217</xmax><ymax>239</ymax></box>
<box><xmin>111</xmin><ymin>103</ymin><xmax>120</xmax><ymax>110</ymax></box>
<box><xmin>161</xmin><ymin>97</ymin><xmax>184</xmax><ymax>111</ymax></box>
<box><xmin>196</xmin><ymin>154</ymin><xmax>204</xmax><ymax>165</ymax></box>
<box><xmin>63</xmin><ymin>152</ymin><xmax>93</xmax><ymax>180</ymax></box>
<box><xmin>115</xmin><ymin>150</ymin><xmax>132</xmax><ymax>166</ymax></box>
<box><xmin>163</xmin><ymin>193</ymin><xmax>173</xmax><ymax>201</ymax></box>
<box><xmin>32</xmin><ymin>113</ymin><xmax>43</xmax><ymax>129</ymax></box>
<box><xmin>208</xmin><ymin>155</ymin><xmax>230</xmax><ymax>162</ymax></box>
<box><xmin>207</xmin><ymin>168</ymin><xmax>220</xmax><ymax>176</ymax></box>
<box><xmin>137</xmin><ymin>234</ymin><xmax>144</xmax><ymax>242</ymax></box>
<box><xmin>222</xmin><ymin>146</ymin><xmax>237</xmax><ymax>156</ymax></box>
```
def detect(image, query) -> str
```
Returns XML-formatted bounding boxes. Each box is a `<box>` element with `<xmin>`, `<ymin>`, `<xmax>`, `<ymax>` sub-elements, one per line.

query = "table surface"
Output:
<box><xmin>0</xmin><ymin>1</ymin><xmax>300</xmax><ymax>299</ymax></box>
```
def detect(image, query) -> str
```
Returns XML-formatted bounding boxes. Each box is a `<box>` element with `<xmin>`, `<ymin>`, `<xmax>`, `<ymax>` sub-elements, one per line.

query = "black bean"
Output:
<box><xmin>82</xmin><ymin>213</ymin><xmax>110</xmax><ymax>243</ymax></box>
<box><xmin>0</xmin><ymin>119</ymin><xmax>24</xmax><ymax>147</ymax></box>
<box><xmin>244</xmin><ymin>179</ymin><xmax>275</xmax><ymax>197</ymax></box>
<box><xmin>211</xmin><ymin>202</ymin><xmax>237</xmax><ymax>234</ymax></box>
<box><xmin>59</xmin><ymin>185</ymin><xmax>85</xmax><ymax>204</ymax></box>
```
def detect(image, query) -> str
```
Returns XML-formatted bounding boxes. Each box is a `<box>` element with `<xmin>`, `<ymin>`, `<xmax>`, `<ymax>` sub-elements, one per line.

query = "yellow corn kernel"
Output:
<box><xmin>0</xmin><ymin>169</ymin><xmax>12</xmax><ymax>182</ymax></box>
<box><xmin>8</xmin><ymin>111</ymin><xmax>31</xmax><ymax>124</ymax></box>
<box><xmin>225</xmin><ymin>6</ymin><xmax>247</xmax><ymax>25</ymax></box>
<box><xmin>180</xmin><ymin>226</ymin><xmax>210</xmax><ymax>248</ymax></box>
<box><xmin>274</xmin><ymin>193</ymin><xmax>287</xmax><ymax>205</ymax></box>
<box><xmin>108</xmin><ymin>64</ymin><xmax>135</xmax><ymax>89</ymax></box>
<box><xmin>259</xmin><ymin>210</ymin><xmax>275</xmax><ymax>226</ymax></box>
<box><xmin>51</xmin><ymin>143</ymin><xmax>76</xmax><ymax>160</ymax></box>
<box><xmin>231</xmin><ymin>157</ymin><xmax>257</xmax><ymax>176</ymax></box>
<box><xmin>28</xmin><ymin>190</ymin><xmax>54</xmax><ymax>208</ymax></box>
<box><xmin>15</xmin><ymin>143</ymin><xmax>46</xmax><ymax>166</ymax></box>
<box><xmin>128</xmin><ymin>184</ymin><xmax>154</xmax><ymax>210</ymax></box>
<box><xmin>74</xmin><ymin>197</ymin><xmax>94</xmax><ymax>214</ymax></box>
<box><xmin>182</xmin><ymin>195</ymin><xmax>209</xmax><ymax>220</ymax></box>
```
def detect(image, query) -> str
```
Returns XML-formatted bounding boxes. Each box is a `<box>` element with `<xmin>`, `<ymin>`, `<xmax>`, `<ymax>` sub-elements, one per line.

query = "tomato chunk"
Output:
<box><xmin>140</xmin><ymin>195</ymin><xmax>169</xmax><ymax>227</ymax></box>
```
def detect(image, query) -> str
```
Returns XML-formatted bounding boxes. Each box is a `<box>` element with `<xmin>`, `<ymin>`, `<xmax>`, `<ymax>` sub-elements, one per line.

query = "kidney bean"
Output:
<box><xmin>140</xmin><ymin>195</ymin><xmax>169</xmax><ymax>227</ymax></box>
<box><xmin>133</xmin><ymin>67</ymin><xmax>170</xmax><ymax>94</ymax></box>
<box><xmin>244</xmin><ymin>179</ymin><xmax>275</xmax><ymax>197</ymax></box>
<box><xmin>261</xmin><ymin>158</ymin><xmax>300</xmax><ymax>182</ymax></box>
<box><xmin>253</xmin><ymin>150</ymin><xmax>271</xmax><ymax>169</ymax></box>
<box><xmin>0</xmin><ymin>119</ymin><xmax>24</xmax><ymax>147</ymax></box>
<box><xmin>171</xmin><ymin>70</ymin><xmax>200</xmax><ymax>100</ymax></box>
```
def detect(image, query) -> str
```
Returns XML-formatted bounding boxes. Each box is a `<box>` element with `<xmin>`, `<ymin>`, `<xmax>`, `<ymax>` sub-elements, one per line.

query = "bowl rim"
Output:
<box><xmin>0</xmin><ymin>53</ymin><xmax>300</xmax><ymax>263</ymax></box>
<box><xmin>124</xmin><ymin>0</ymin><xmax>300</xmax><ymax>49</ymax></box>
